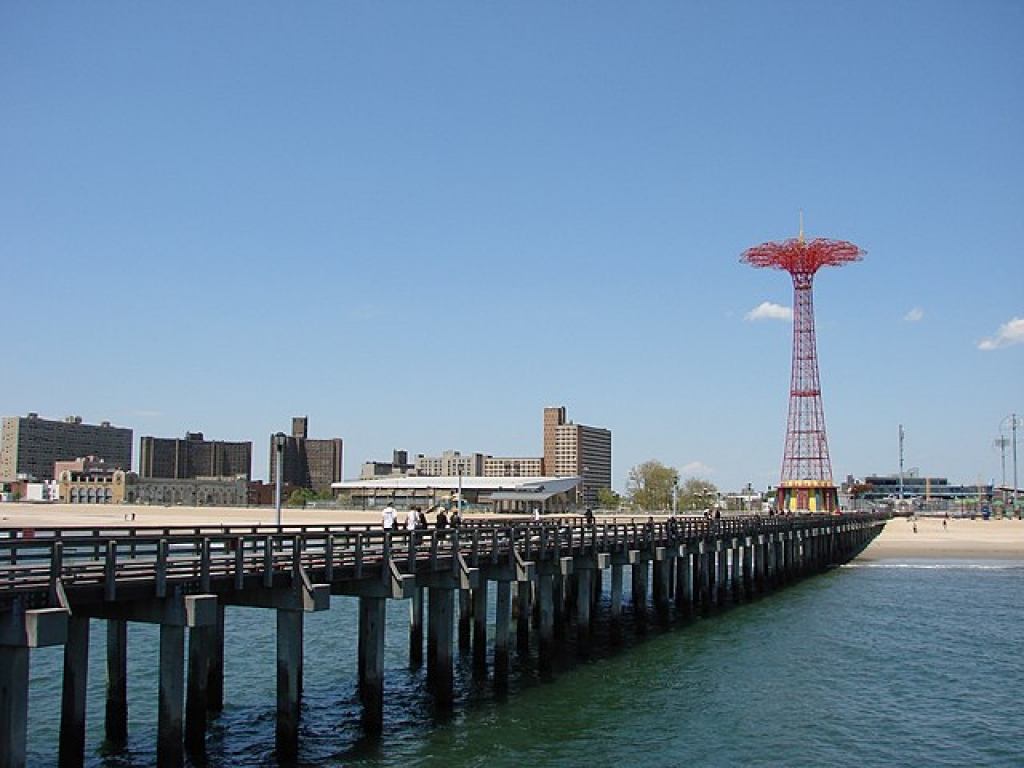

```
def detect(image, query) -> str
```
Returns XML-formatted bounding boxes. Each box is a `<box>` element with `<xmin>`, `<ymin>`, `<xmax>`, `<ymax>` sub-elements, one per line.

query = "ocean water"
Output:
<box><xmin>24</xmin><ymin>557</ymin><xmax>1024</xmax><ymax>767</ymax></box>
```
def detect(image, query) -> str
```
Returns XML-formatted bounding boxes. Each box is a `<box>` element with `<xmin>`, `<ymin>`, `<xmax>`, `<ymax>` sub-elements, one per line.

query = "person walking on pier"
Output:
<box><xmin>406</xmin><ymin>507</ymin><xmax>419</xmax><ymax>532</ymax></box>
<box><xmin>382</xmin><ymin>502</ymin><xmax>397</xmax><ymax>531</ymax></box>
<box><xmin>435</xmin><ymin>505</ymin><xmax>449</xmax><ymax>530</ymax></box>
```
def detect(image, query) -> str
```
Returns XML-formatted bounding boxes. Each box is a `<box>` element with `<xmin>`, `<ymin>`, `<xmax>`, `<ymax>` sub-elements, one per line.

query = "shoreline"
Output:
<box><xmin>856</xmin><ymin>516</ymin><xmax>1024</xmax><ymax>561</ymax></box>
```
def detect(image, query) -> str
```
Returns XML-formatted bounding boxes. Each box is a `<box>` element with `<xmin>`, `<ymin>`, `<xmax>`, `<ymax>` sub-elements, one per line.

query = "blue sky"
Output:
<box><xmin>2</xmin><ymin>2</ymin><xmax>1021</xmax><ymax>493</ymax></box>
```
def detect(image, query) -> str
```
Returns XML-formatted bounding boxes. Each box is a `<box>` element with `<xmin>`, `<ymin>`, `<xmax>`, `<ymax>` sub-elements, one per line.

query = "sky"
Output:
<box><xmin>2</xmin><ymin>2</ymin><xmax>1022</xmax><ymax>493</ymax></box>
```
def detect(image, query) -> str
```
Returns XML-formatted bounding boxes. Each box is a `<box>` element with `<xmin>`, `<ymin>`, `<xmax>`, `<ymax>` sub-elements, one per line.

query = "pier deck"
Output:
<box><xmin>0</xmin><ymin>512</ymin><xmax>887</xmax><ymax>768</ymax></box>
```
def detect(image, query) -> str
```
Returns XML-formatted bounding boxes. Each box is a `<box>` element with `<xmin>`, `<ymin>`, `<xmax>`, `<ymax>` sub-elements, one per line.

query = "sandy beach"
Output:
<box><xmin>2</xmin><ymin>503</ymin><xmax>1023</xmax><ymax>561</ymax></box>
<box><xmin>0</xmin><ymin>502</ymin><xmax>386</xmax><ymax>529</ymax></box>
<box><xmin>856</xmin><ymin>516</ymin><xmax>1024</xmax><ymax>561</ymax></box>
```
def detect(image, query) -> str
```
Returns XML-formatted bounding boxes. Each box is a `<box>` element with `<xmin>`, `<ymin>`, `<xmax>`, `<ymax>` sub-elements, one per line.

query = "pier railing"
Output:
<box><xmin>0</xmin><ymin>511</ymin><xmax>889</xmax><ymax>768</ymax></box>
<box><xmin>1</xmin><ymin>513</ymin><xmax>884</xmax><ymax>611</ymax></box>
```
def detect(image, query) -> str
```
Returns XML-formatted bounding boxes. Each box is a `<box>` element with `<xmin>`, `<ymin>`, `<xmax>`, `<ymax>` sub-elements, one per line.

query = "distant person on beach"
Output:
<box><xmin>382</xmin><ymin>502</ymin><xmax>397</xmax><ymax>530</ymax></box>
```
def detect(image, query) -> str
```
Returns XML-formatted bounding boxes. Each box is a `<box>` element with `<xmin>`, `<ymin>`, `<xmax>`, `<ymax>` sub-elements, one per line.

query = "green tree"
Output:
<box><xmin>286</xmin><ymin>488</ymin><xmax>317</xmax><ymax>507</ymax></box>
<box><xmin>596</xmin><ymin>487</ymin><xmax>621</xmax><ymax>509</ymax></box>
<box><xmin>626</xmin><ymin>460</ymin><xmax>679</xmax><ymax>511</ymax></box>
<box><xmin>678</xmin><ymin>477</ymin><xmax>719</xmax><ymax>511</ymax></box>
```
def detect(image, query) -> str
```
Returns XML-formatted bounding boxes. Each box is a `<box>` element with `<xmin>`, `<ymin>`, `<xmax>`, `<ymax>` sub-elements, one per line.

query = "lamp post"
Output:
<box><xmin>274</xmin><ymin>432</ymin><xmax>286</xmax><ymax>527</ymax></box>
<box><xmin>456</xmin><ymin>463</ymin><xmax>462</xmax><ymax>517</ymax></box>
<box><xmin>1002</xmin><ymin>414</ymin><xmax>1021</xmax><ymax>517</ymax></box>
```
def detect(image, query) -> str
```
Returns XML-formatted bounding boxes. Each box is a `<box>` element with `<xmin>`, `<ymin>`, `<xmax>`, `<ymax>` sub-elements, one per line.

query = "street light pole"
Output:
<box><xmin>898</xmin><ymin>424</ymin><xmax>905</xmax><ymax>503</ymax></box>
<box><xmin>274</xmin><ymin>432</ymin><xmax>286</xmax><ymax>527</ymax></box>
<box><xmin>1001</xmin><ymin>414</ymin><xmax>1021</xmax><ymax>518</ymax></box>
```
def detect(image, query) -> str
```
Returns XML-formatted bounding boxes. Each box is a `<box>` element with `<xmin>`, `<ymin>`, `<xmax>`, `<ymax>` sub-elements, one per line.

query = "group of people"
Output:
<box><xmin>380</xmin><ymin>502</ymin><xmax>462</xmax><ymax>532</ymax></box>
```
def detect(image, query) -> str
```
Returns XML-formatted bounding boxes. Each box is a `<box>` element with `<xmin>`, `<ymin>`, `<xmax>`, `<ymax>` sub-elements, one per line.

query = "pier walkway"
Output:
<box><xmin>0</xmin><ymin>511</ymin><xmax>886</xmax><ymax>768</ymax></box>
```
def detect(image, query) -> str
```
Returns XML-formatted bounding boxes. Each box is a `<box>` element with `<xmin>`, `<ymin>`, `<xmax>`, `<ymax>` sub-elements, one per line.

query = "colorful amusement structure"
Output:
<box><xmin>742</xmin><ymin>223</ymin><xmax>864</xmax><ymax>512</ymax></box>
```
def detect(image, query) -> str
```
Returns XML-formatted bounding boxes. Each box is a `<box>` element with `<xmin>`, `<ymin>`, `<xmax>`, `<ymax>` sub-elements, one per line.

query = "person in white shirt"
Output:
<box><xmin>406</xmin><ymin>507</ymin><xmax>419</xmax><ymax>532</ymax></box>
<box><xmin>382</xmin><ymin>503</ymin><xmax>397</xmax><ymax>530</ymax></box>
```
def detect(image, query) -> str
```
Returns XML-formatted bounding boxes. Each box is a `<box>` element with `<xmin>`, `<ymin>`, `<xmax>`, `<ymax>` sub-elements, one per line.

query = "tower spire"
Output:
<box><xmin>741</xmin><ymin>230</ymin><xmax>865</xmax><ymax>513</ymax></box>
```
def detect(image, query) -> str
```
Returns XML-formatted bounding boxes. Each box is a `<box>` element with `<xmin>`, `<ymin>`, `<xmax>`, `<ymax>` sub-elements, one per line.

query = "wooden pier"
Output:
<box><xmin>0</xmin><ymin>512</ymin><xmax>886</xmax><ymax>768</ymax></box>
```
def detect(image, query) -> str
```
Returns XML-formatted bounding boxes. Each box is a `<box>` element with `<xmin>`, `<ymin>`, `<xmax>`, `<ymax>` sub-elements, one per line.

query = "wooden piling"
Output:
<box><xmin>58</xmin><ymin>615</ymin><xmax>90</xmax><ymax>768</ymax></box>
<box><xmin>105</xmin><ymin>618</ymin><xmax>128</xmax><ymax>748</ymax></box>
<box><xmin>358</xmin><ymin>597</ymin><xmax>386</xmax><ymax>735</ymax></box>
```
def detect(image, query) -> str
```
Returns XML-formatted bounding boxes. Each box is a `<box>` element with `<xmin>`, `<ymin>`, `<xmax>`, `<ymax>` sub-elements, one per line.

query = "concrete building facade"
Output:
<box><xmin>543</xmin><ymin>406</ymin><xmax>612</xmax><ymax>508</ymax></box>
<box><xmin>0</xmin><ymin>413</ymin><xmax>133</xmax><ymax>481</ymax></box>
<box><xmin>139</xmin><ymin>432</ymin><xmax>252</xmax><ymax>480</ymax></box>
<box><xmin>269</xmin><ymin>417</ymin><xmax>343</xmax><ymax>492</ymax></box>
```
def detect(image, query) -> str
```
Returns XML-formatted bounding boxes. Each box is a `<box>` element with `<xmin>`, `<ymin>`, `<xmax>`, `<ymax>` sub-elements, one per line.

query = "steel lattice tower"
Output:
<box><xmin>742</xmin><ymin>229</ymin><xmax>864</xmax><ymax>512</ymax></box>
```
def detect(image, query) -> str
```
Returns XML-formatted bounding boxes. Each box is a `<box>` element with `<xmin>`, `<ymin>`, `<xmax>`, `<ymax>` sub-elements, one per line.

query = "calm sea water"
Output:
<box><xmin>25</xmin><ymin>556</ymin><xmax>1024</xmax><ymax>767</ymax></box>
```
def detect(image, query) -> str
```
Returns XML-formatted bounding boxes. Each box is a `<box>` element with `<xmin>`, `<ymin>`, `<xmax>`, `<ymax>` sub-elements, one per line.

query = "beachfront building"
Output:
<box><xmin>0</xmin><ymin>413</ymin><xmax>133</xmax><ymax>482</ymax></box>
<box><xmin>139</xmin><ymin>432</ymin><xmax>253</xmax><ymax>480</ymax></box>
<box><xmin>543</xmin><ymin>406</ymin><xmax>612</xmax><ymax>509</ymax></box>
<box><xmin>483</xmin><ymin>456</ymin><xmax>544</xmax><ymax>477</ymax></box>
<box><xmin>360</xmin><ymin>449</ymin><xmax>416</xmax><ymax>479</ymax></box>
<box><xmin>269</xmin><ymin>417</ymin><xmax>344</xmax><ymax>493</ymax></box>
<box><xmin>332</xmin><ymin>475</ymin><xmax>581</xmax><ymax>514</ymax></box>
<box><xmin>852</xmin><ymin>474</ymin><xmax>993</xmax><ymax>503</ymax></box>
<box><xmin>57</xmin><ymin>458</ymin><xmax>131</xmax><ymax>504</ymax></box>
<box><xmin>132</xmin><ymin>476</ymin><xmax>249</xmax><ymax>507</ymax></box>
<box><xmin>415</xmin><ymin>450</ymin><xmax>486</xmax><ymax>477</ymax></box>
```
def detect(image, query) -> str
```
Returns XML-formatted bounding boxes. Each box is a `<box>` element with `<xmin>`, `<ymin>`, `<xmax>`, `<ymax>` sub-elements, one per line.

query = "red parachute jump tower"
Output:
<box><xmin>742</xmin><ymin>223</ymin><xmax>864</xmax><ymax>513</ymax></box>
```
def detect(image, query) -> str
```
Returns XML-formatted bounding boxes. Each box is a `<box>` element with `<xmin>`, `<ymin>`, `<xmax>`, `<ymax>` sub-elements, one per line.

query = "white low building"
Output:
<box><xmin>332</xmin><ymin>475</ymin><xmax>581</xmax><ymax>514</ymax></box>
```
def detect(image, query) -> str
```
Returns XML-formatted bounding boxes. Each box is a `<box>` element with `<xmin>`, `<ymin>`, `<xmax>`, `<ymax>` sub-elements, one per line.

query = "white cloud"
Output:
<box><xmin>903</xmin><ymin>307</ymin><xmax>924</xmax><ymax>322</ymax></box>
<box><xmin>978</xmin><ymin>317</ymin><xmax>1024</xmax><ymax>351</ymax></box>
<box><xmin>681</xmin><ymin>461</ymin><xmax>715</xmax><ymax>477</ymax></box>
<box><xmin>744</xmin><ymin>302</ymin><xmax>792</xmax><ymax>322</ymax></box>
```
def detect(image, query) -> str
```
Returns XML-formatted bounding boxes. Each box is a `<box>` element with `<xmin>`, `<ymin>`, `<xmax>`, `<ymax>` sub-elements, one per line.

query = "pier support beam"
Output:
<box><xmin>207</xmin><ymin>605</ymin><xmax>225</xmax><ymax>715</ymax></box>
<box><xmin>493</xmin><ymin>580</ymin><xmax>512</xmax><ymax>689</ymax></box>
<box><xmin>105</xmin><ymin>619</ymin><xmax>128</xmax><ymax>748</ymax></box>
<box><xmin>472</xmin><ymin>584</ymin><xmax>488</xmax><ymax>674</ymax></box>
<box><xmin>427</xmin><ymin>587</ymin><xmax>455</xmax><ymax>709</ymax></box>
<box><xmin>610</xmin><ymin>563</ymin><xmax>623</xmax><ymax>623</ymax></box>
<box><xmin>84</xmin><ymin>593</ymin><xmax>218</xmax><ymax>768</ymax></box>
<box><xmin>185</xmin><ymin>621</ymin><xmax>216</xmax><ymax>756</ymax></box>
<box><xmin>631</xmin><ymin>559</ymin><xmax>649</xmax><ymax>627</ymax></box>
<box><xmin>536</xmin><ymin>573</ymin><xmax>555</xmax><ymax>679</ymax></box>
<box><xmin>575</xmin><ymin>565</ymin><xmax>594</xmax><ymax>657</ymax></box>
<box><xmin>0</xmin><ymin>646</ymin><xmax>29</xmax><ymax>768</ymax></box>
<box><xmin>742</xmin><ymin>539</ymin><xmax>754</xmax><ymax>599</ymax></box>
<box><xmin>1</xmin><ymin>607</ymin><xmax>69</xmax><ymax>768</ymax></box>
<box><xmin>458</xmin><ymin>589</ymin><xmax>472</xmax><ymax>652</ymax></box>
<box><xmin>409</xmin><ymin>587</ymin><xmax>424</xmax><ymax>667</ymax></box>
<box><xmin>158</xmin><ymin>623</ymin><xmax>186</xmax><ymax>768</ymax></box>
<box><xmin>515</xmin><ymin>582</ymin><xmax>531</xmax><ymax>656</ymax></box>
<box><xmin>275</xmin><ymin>610</ymin><xmax>303</xmax><ymax>760</ymax></box>
<box><xmin>358</xmin><ymin>597</ymin><xmax>386</xmax><ymax>735</ymax></box>
<box><xmin>652</xmin><ymin>549</ymin><xmax>671</xmax><ymax>621</ymax></box>
<box><xmin>58</xmin><ymin>615</ymin><xmax>90</xmax><ymax>768</ymax></box>
<box><xmin>716</xmin><ymin>543</ymin><xmax>728</xmax><ymax>606</ymax></box>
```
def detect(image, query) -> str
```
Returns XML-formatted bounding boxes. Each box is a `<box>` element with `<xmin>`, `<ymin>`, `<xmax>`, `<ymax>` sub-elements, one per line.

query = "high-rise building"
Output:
<box><xmin>415</xmin><ymin>451</ymin><xmax>485</xmax><ymax>477</ymax></box>
<box><xmin>269</xmin><ymin>417</ymin><xmax>343</xmax><ymax>492</ymax></box>
<box><xmin>0</xmin><ymin>413</ymin><xmax>133</xmax><ymax>481</ymax></box>
<box><xmin>542</xmin><ymin>406</ymin><xmax>612</xmax><ymax>508</ymax></box>
<box><xmin>139</xmin><ymin>432</ymin><xmax>252</xmax><ymax>480</ymax></box>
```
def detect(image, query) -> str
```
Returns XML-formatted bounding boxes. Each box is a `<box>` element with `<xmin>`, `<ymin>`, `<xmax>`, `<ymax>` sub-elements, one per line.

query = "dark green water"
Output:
<box><xmin>26</xmin><ymin>559</ymin><xmax>1024</xmax><ymax>767</ymax></box>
